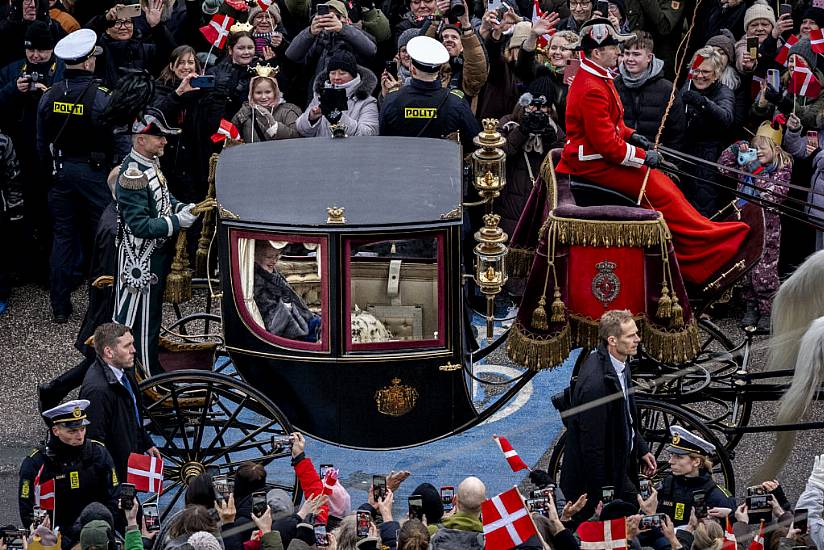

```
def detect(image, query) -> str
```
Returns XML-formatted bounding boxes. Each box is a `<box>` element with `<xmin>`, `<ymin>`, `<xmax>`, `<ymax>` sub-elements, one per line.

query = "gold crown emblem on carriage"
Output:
<box><xmin>374</xmin><ymin>378</ymin><xmax>419</xmax><ymax>417</ymax></box>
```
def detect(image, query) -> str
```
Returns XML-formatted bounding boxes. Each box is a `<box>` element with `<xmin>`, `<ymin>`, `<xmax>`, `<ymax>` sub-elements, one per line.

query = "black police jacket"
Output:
<box><xmin>379</xmin><ymin>78</ymin><xmax>480</xmax><ymax>150</ymax></box>
<box><xmin>657</xmin><ymin>470</ymin><xmax>737</xmax><ymax>526</ymax></box>
<box><xmin>18</xmin><ymin>438</ymin><xmax>119</xmax><ymax>548</ymax></box>
<box><xmin>79</xmin><ymin>357</ymin><xmax>155</xmax><ymax>481</ymax></box>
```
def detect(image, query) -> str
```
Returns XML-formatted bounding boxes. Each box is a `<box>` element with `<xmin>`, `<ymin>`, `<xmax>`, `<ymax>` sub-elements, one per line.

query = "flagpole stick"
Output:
<box><xmin>206</xmin><ymin>43</ymin><xmax>215</xmax><ymax>67</ymax></box>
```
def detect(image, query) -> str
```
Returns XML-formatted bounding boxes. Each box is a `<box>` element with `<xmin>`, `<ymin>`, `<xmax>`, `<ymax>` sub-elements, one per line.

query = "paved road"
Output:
<box><xmin>1</xmin><ymin>284</ymin><xmax>823</xmax><ymax>526</ymax></box>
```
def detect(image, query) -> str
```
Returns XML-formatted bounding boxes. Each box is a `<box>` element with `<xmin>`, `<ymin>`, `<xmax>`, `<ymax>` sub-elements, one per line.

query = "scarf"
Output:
<box><xmin>618</xmin><ymin>56</ymin><xmax>664</xmax><ymax>89</ymax></box>
<box><xmin>741</xmin><ymin>162</ymin><xmax>776</xmax><ymax>198</ymax></box>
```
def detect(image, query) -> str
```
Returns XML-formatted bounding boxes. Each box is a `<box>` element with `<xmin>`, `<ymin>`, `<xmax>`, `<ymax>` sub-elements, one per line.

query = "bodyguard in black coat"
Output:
<box><xmin>560</xmin><ymin>312</ymin><xmax>654</xmax><ymax>520</ymax></box>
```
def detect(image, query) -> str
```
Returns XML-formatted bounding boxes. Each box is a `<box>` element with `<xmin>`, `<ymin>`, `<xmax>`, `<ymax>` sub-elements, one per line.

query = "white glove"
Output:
<box><xmin>176</xmin><ymin>204</ymin><xmax>198</xmax><ymax>229</ymax></box>
<box><xmin>810</xmin><ymin>454</ymin><xmax>824</xmax><ymax>490</ymax></box>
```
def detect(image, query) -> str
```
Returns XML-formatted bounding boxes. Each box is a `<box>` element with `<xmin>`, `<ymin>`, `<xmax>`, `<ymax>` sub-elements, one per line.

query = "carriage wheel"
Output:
<box><xmin>139</xmin><ymin>370</ymin><xmax>299</xmax><ymax>520</ymax></box>
<box><xmin>546</xmin><ymin>398</ymin><xmax>736</xmax><ymax>495</ymax></box>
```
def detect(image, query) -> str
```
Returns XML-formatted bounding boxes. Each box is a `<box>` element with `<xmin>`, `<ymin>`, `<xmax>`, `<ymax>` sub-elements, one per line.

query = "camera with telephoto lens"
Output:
<box><xmin>23</xmin><ymin>71</ymin><xmax>43</xmax><ymax>84</ymax></box>
<box><xmin>447</xmin><ymin>0</ymin><xmax>465</xmax><ymax>21</ymax></box>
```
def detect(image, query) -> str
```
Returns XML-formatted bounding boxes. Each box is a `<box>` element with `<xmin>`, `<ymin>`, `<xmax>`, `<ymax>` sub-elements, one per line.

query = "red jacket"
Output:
<box><xmin>294</xmin><ymin>456</ymin><xmax>330</xmax><ymax>524</ymax></box>
<box><xmin>559</xmin><ymin>57</ymin><xmax>646</xmax><ymax>170</ymax></box>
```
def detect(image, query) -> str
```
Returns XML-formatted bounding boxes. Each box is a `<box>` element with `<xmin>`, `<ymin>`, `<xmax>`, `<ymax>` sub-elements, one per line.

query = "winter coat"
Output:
<box><xmin>751</xmin><ymin>66</ymin><xmax>824</xmax><ymax>130</ymax></box>
<box><xmin>513</xmin><ymin>48</ymin><xmax>569</xmax><ymax>129</ymax></box>
<box><xmin>253</xmin><ymin>264</ymin><xmax>316</xmax><ymax>340</ymax></box>
<box><xmin>698</xmin><ymin>0</ymin><xmax>747</xmax><ymax>43</ymax></box>
<box><xmin>655</xmin><ymin>470</ymin><xmax>737</xmax><ymax>527</ymax></box>
<box><xmin>232</xmin><ymin>100</ymin><xmax>302</xmax><ymax>142</ymax></box>
<box><xmin>0</xmin><ymin>17</ymin><xmax>65</xmax><ymax>69</ymax></box>
<box><xmin>785</xmin><ymin>127</ymin><xmax>824</xmax><ymax>218</ymax></box>
<box><xmin>615</xmin><ymin>56</ymin><xmax>685</xmax><ymax>150</ymax></box>
<box><xmin>718</xmin><ymin>141</ymin><xmax>791</xmax><ymax>210</ymax></box>
<box><xmin>430</xmin><ymin>512</ymin><xmax>484</xmax><ymax>550</ymax></box>
<box><xmin>559</xmin><ymin>345</ymin><xmax>650</xmax><ymax>511</ymax></box>
<box><xmin>285</xmin><ymin>0</ymin><xmax>391</xmax><ymax>43</ymax></box>
<box><xmin>78</xmin><ymin>357</ymin><xmax>155</xmax><ymax>481</ymax></box>
<box><xmin>476</xmin><ymin>34</ymin><xmax>523</xmax><ymax>121</ymax></box>
<box><xmin>681</xmin><ymin>80</ymin><xmax>736</xmax><ymax>216</ymax></box>
<box><xmin>295</xmin><ymin>66</ymin><xmax>379</xmax><ymax>137</ymax></box>
<box><xmin>421</xmin><ymin>26</ymin><xmax>488</xmax><ymax>104</ymax></box>
<box><xmin>796</xmin><ymin>481</ymin><xmax>824</xmax><ymax>550</ymax></box>
<box><xmin>207</xmin><ymin>58</ymin><xmax>256</xmax><ymax>121</ymax></box>
<box><xmin>734</xmin><ymin>33</ymin><xmax>781</xmax><ymax>75</ymax></box>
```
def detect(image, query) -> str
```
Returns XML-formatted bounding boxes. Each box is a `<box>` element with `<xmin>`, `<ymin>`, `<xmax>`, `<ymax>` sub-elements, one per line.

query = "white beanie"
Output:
<box><xmin>187</xmin><ymin>532</ymin><xmax>222</xmax><ymax>550</ymax></box>
<box><xmin>744</xmin><ymin>0</ymin><xmax>776</xmax><ymax>32</ymax></box>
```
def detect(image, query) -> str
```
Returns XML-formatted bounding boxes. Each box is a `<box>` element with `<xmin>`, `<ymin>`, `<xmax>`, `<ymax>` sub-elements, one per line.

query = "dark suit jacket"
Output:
<box><xmin>560</xmin><ymin>345</ymin><xmax>649</xmax><ymax>505</ymax></box>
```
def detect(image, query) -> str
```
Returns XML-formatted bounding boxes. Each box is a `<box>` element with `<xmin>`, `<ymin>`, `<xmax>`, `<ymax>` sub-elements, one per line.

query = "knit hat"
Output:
<box><xmin>508</xmin><ymin>21</ymin><xmax>532</xmax><ymax>50</ymax></box>
<box><xmin>266</xmin><ymin>488</ymin><xmax>294</xmax><ymax>520</ymax></box>
<box><xmin>75</xmin><ymin>502</ymin><xmax>114</xmax><ymax>531</ymax></box>
<box><xmin>803</xmin><ymin>6</ymin><xmax>824</xmax><ymax>27</ymax></box>
<box><xmin>706</xmin><ymin>28</ymin><xmax>735</xmax><ymax>62</ymax></box>
<box><xmin>187</xmin><ymin>531</ymin><xmax>222</xmax><ymax>550</ymax></box>
<box><xmin>527</xmin><ymin>76</ymin><xmax>556</xmax><ymax>104</ymax></box>
<box><xmin>789</xmin><ymin>37</ymin><xmax>819</xmax><ymax>71</ymax></box>
<box><xmin>248</xmin><ymin>3</ymin><xmax>282</xmax><ymax>25</ymax></box>
<box><xmin>599</xmin><ymin>500</ymin><xmax>638</xmax><ymax>521</ymax></box>
<box><xmin>24</xmin><ymin>21</ymin><xmax>54</xmax><ymax>50</ymax></box>
<box><xmin>327</xmin><ymin>49</ymin><xmax>358</xmax><ymax>77</ymax></box>
<box><xmin>398</xmin><ymin>27</ymin><xmax>420</xmax><ymax>49</ymax></box>
<box><xmin>79</xmin><ymin>521</ymin><xmax>110</xmax><ymax>550</ymax></box>
<box><xmin>744</xmin><ymin>1</ymin><xmax>776</xmax><ymax>32</ymax></box>
<box><xmin>327</xmin><ymin>482</ymin><xmax>351</xmax><ymax>519</ymax></box>
<box><xmin>411</xmin><ymin>483</ymin><xmax>444</xmax><ymax>525</ymax></box>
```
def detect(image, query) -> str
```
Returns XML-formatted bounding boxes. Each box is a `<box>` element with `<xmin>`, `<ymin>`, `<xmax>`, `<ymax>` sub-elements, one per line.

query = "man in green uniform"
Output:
<box><xmin>114</xmin><ymin>108</ymin><xmax>200</xmax><ymax>376</ymax></box>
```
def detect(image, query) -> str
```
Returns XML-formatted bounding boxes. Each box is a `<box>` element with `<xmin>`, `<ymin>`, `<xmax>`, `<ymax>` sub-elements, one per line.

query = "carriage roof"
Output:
<box><xmin>215</xmin><ymin>137</ymin><xmax>464</xmax><ymax>227</ymax></box>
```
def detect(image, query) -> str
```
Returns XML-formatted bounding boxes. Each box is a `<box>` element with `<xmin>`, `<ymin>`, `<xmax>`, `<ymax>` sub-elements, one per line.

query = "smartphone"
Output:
<box><xmin>639</xmin><ymin>479</ymin><xmax>652</xmax><ymax>500</ymax></box>
<box><xmin>767</xmin><ymin>68</ymin><xmax>780</xmax><ymax>91</ymax></box>
<box><xmin>3</xmin><ymin>529</ymin><xmax>28</xmax><ymax>547</ymax></box>
<box><xmin>116</xmin><ymin>3</ymin><xmax>142</xmax><ymax>18</ymax></box>
<box><xmin>808</xmin><ymin>130</ymin><xmax>818</xmax><ymax>148</ymax></box>
<box><xmin>601</xmin><ymin>486</ymin><xmax>615</xmax><ymax>504</ymax></box>
<box><xmin>385</xmin><ymin>60</ymin><xmax>398</xmax><ymax>76</ymax></box>
<box><xmin>143</xmin><ymin>503</ymin><xmax>161</xmax><ymax>532</ymax></box>
<box><xmin>252</xmin><ymin>490</ymin><xmax>268</xmax><ymax>517</ymax></box>
<box><xmin>531</xmin><ymin>486</ymin><xmax>555</xmax><ymax>499</ymax></box>
<box><xmin>596</xmin><ymin>0</ymin><xmax>609</xmax><ymax>15</ymax></box>
<box><xmin>487</xmin><ymin>0</ymin><xmax>502</xmax><ymax>12</ymax></box>
<box><xmin>314</xmin><ymin>524</ymin><xmax>329</xmax><ymax>546</ymax></box>
<box><xmin>525</xmin><ymin>497</ymin><xmax>550</xmax><ymax>516</ymax></box>
<box><xmin>119</xmin><ymin>483</ymin><xmax>136</xmax><ymax>511</ymax></box>
<box><xmin>372</xmin><ymin>475</ymin><xmax>387</xmax><ymax>501</ymax></box>
<box><xmin>564</xmin><ymin>58</ymin><xmax>581</xmax><ymax>85</ymax></box>
<box><xmin>439</xmin><ymin>486</ymin><xmax>454</xmax><ymax>512</ymax></box>
<box><xmin>779</xmin><ymin>3</ymin><xmax>792</xmax><ymax>17</ymax></box>
<box><xmin>356</xmin><ymin>510</ymin><xmax>371</xmax><ymax>538</ymax></box>
<box><xmin>190</xmin><ymin>75</ymin><xmax>215</xmax><ymax>89</ymax></box>
<box><xmin>747</xmin><ymin>36</ymin><xmax>759</xmax><ymax>59</ymax></box>
<box><xmin>408</xmin><ymin>495</ymin><xmax>424</xmax><ymax>521</ymax></box>
<box><xmin>692</xmin><ymin>490</ymin><xmax>708</xmax><ymax>519</ymax></box>
<box><xmin>271</xmin><ymin>435</ymin><xmax>293</xmax><ymax>450</ymax></box>
<box><xmin>794</xmin><ymin>508</ymin><xmax>808</xmax><ymax>534</ymax></box>
<box><xmin>319</xmin><ymin>464</ymin><xmax>334</xmax><ymax>479</ymax></box>
<box><xmin>32</xmin><ymin>506</ymin><xmax>47</xmax><ymax>525</ymax></box>
<box><xmin>746</xmin><ymin>485</ymin><xmax>767</xmax><ymax>496</ymax></box>
<box><xmin>212</xmin><ymin>475</ymin><xmax>234</xmax><ymax>501</ymax></box>
<box><xmin>316</xmin><ymin>4</ymin><xmax>330</xmax><ymax>15</ymax></box>
<box><xmin>639</xmin><ymin>514</ymin><xmax>665</xmax><ymax>530</ymax></box>
<box><xmin>746</xmin><ymin>494</ymin><xmax>773</xmax><ymax>509</ymax></box>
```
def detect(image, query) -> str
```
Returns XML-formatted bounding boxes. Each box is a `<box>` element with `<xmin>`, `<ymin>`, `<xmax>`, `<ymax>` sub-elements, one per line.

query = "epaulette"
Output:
<box><xmin>28</xmin><ymin>448</ymin><xmax>41</xmax><ymax>458</ymax></box>
<box><xmin>98</xmin><ymin>85</ymin><xmax>110</xmax><ymax>94</ymax></box>
<box><xmin>119</xmin><ymin>163</ymin><xmax>148</xmax><ymax>190</ymax></box>
<box><xmin>90</xmin><ymin>439</ymin><xmax>106</xmax><ymax>447</ymax></box>
<box><xmin>449</xmin><ymin>88</ymin><xmax>465</xmax><ymax>99</ymax></box>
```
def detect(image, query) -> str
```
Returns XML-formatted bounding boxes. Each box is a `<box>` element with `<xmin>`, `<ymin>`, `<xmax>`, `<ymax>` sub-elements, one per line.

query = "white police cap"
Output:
<box><xmin>668</xmin><ymin>425</ymin><xmax>716</xmax><ymax>456</ymax></box>
<box><xmin>406</xmin><ymin>35</ymin><xmax>449</xmax><ymax>72</ymax></box>
<box><xmin>54</xmin><ymin>29</ymin><xmax>103</xmax><ymax>63</ymax></box>
<box><xmin>42</xmin><ymin>399</ymin><xmax>91</xmax><ymax>428</ymax></box>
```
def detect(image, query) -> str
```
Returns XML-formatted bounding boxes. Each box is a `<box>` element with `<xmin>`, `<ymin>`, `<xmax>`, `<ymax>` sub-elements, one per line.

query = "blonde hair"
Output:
<box><xmin>688</xmin><ymin>452</ymin><xmax>715</xmax><ymax>471</ymax></box>
<box><xmin>553</xmin><ymin>30</ymin><xmax>580</xmax><ymax>49</ymax></box>
<box><xmin>692</xmin><ymin>521</ymin><xmax>724</xmax><ymax>550</ymax></box>
<box><xmin>751</xmin><ymin>134</ymin><xmax>792</xmax><ymax>170</ymax></box>
<box><xmin>691</xmin><ymin>46</ymin><xmax>723</xmax><ymax>81</ymax></box>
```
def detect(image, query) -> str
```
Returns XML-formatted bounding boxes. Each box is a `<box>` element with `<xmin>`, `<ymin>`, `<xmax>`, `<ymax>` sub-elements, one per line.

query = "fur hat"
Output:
<box><xmin>248</xmin><ymin>2</ymin><xmax>281</xmax><ymax>25</ymax></box>
<box><xmin>327</xmin><ymin>49</ymin><xmax>358</xmax><ymax>77</ymax></box>
<box><xmin>398</xmin><ymin>28</ymin><xmax>420</xmax><ymax>49</ymax></box>
<box><xmin>187</xmin><ymin>532</ymin><xmax>222</xmax><ymax>550</ymax></box>
<box><xmin>705</xmin><ymin>28</ymin><xmax>735</xmax><ymax>62</ymax></box>
<box><xmin>803</xmin><ymin>6</ymin><xmax>824</xmax><ymax>27</ymax></box>
<box><xmin>789</xmin><ymin>37</ymin><xmax>819</xmax><ymax>72</ymax></box>
<box><xmin>744</xmin><ymin>1</ymin><xmax>776</xmax><ymax>31</ymax></box>
<box><xmin>508</xmin><ymin>21</ymin><xmax>532</xmax><ymax>50</ymax></box>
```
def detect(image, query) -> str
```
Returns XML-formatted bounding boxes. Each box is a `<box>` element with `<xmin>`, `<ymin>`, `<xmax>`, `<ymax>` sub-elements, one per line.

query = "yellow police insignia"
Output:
<box><xmin>53</xmin><ymin>102</ymin><xmax>84</xmax><ymax>115</ymax></box>
<box><xmin>72</xmin><ymin>407</ymin><xmax>82</xmax><ymax>418</ymax></box>
<box><xmin>672</xmin><ymin>432</ymin><xmax>681</xmax><ymax>445</ymax></box>
<box><xmin>404</xmin><ymin>107</ymin><xmax>438</xmax><ymax>119</ymax></box>
<box><xmin>70</xmin><ymin>471</ymin><xmax>80</xmax><ymax>489</ymax></box>
<box><xmin>21</xmin><ymin>480</ymin><xmax>30</xmax><ymax>498</ymax></box>
<box><xmin>112</xmin><ymin>468</ymin><xmax>118</xmax><ymax>486</ymax></box>
<box><xmin>675</xmin><ymin>502</ymin><xmax>685</xmax><ymax>521</ymax></box>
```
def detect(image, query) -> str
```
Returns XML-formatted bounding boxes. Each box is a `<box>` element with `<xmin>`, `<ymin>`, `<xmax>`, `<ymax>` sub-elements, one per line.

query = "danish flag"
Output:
<box><xmin>127</xmin><ymin>453</ymin><xmax>164</xmax><ymax>495</ymax></box>
<box><xmin>256</xmin><ymin>0</ymin><xmax>273</xmax><ymax>11</ymax></box>
<box><xmin>577</xmin><ymin>518</ymin><xmax>627</xmax><ymax>550</ymax></box>
<box><xmin>810</xmin><ymin>28</ymin><xmax>824</xmax><ymax>54</ymax></box>
<box><xmin>33</xmin><ymin>465</ymin><xmax>55</xmax><ymax>511</ymax></box>
<box><xmin>482</xmin><ymin>487</ymin><xmax>539</xmax><ymax>550</ymax></box>
<box><xmin>687</xmin><ymin>53</ymin><xmax>705</xmax><ymax>79</ymax></box>
<box><xmin>531</xmin><ymin>0</ymin><xmax>554</xmax><ymax>48</ymax></box>
<box><xmin>775</xmin><ymin>34</ymin><xmax>799</xmax><ymax>66</ymax></box>
<box><xmin>748</xmin><ymin>520</ymin><xmax>765</xmax><ymax>550</ymax></box>
<box><xmin>789</xmin><ymin>56</ymin><xmax>822</xmax><ymax>98</ymax></box>
<box><xmin>200</xmin><ymin>14</ymin><xmax>235</xmax><ymax>49</ymax></box>
<box><xmin>722</xmin><ymin>517</ymin><xmax>737</xmax><ymax>550</ymax></box>
<box><xmin>211</xmin><ymin>119</ymin><xmax>241</xmax><ymax>143</ymax></box>
<box><xmin>494</xmin><ymin>435</ymin><xmax>530</xmax><ymax>472</ymax></box>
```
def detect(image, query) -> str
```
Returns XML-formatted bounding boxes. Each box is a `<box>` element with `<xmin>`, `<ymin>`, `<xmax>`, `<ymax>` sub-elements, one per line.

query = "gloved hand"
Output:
<box><xmin>202</xmin><ymin>0</ymin><xmax>223</xmax><ymax>15</ymax></box>
<box><xmin>644</xmin><ymin>149</ymin><xmax>663</xmax><ymax>168</ymax></box>
<box><xmin>681</xmin><ymin>90</ymin><xmax>706</xmax><ymax>107</ymax></box>
<box><xmin>628</xmin><ymin>132</ymin><xmax>651</xmax><ymax>150</ymax></box>
<box><xmin>293</xmin><ymin>523</ymin><xmax>315</xmax><ymax>546</ymax></box>
<box><xmin>809</xmin><ymin>453</ymin><xmax>824</xmax><ymax>490</ymax></box>
<box><xmin>176</xmin><ymin>203</ymin><xmax>198</xmax><ymax>228</ymax></box>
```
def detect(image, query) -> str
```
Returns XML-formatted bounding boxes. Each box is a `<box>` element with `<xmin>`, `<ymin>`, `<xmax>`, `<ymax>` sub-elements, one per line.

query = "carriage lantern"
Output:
<box><xmin>474</xmin><ymin>213</ymin><xmax>508</xmax><ymax>338</ymax></box>
<box><xmin>471</xmin><ymin>119</ymin><xmax>507</xmax><ymax>206</ymax></box>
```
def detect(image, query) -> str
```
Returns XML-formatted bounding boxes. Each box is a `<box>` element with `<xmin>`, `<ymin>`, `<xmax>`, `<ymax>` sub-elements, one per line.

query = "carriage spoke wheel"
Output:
<box><xmin>547</xmin><ymin>399</ymin><xmax>735</xmax><ymax>496</ymax></box>
<box><xmin>139</xmin><ymin>370</ymin><xmax>299</xmax><ymax>521</ymax></box>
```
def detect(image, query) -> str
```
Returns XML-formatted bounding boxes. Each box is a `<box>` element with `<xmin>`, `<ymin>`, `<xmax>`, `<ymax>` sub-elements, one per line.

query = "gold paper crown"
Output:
<box><xmin>755</xmin><ymin>120</ymin><xmax>783</xmax><ymax>147</ymax></box>
<box><xmin>253</xmin><ymin>64</ymin><xmax>279</xmax><ymax>78</ymax></box>
<box><xmin>229</xmin><ymin>21</ymin><xmax>254</xmax><ymax>33</ymax></box>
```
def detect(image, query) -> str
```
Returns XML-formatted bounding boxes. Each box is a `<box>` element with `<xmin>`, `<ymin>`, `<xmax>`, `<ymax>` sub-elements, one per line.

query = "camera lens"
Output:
<box><xmin>448</xmin><ymin>0</ymin><xmax>465</xmax><ymax>19</ymax></box>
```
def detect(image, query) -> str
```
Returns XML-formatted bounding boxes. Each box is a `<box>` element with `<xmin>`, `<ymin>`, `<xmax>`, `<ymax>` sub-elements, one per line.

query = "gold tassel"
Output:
<box><xmin>164</xmin><ymin>232</ymin><xmax>192</xmax><ymax>304</ymax></box>
<box><xmin>550</xmin><ymin>288</ymin><xmax>565</xmax><ymax>323</ymax></box>
<box><xmin>531</xmin><ymin>296</ymin><xmax>549</xmax><ymax>330</ymax></box>
<box><xmin>657</xmin><ymin>283</ymin><xmax>672</xmax><ymax>319</ymax></box>
<box><xmin>670</xmin><ymin>295</ymin><xmax>684</xmax><ymax>329</ymax></box>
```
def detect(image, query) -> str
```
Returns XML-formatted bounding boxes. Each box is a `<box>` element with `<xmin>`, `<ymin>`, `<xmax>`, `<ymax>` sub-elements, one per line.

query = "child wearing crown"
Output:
<box><xmin>718</xmin><ymin>120</ymin><xmax>792</xmax><ymax>331</ymax></box>
<box><xmin>231</xmin><ymin>64</ymin><xmax>301</xmax><ymax>141</ymax></box>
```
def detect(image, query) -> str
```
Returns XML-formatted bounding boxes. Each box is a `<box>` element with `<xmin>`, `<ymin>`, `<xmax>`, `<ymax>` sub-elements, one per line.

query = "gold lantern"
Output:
<box><xmin>474</xmin><ymin>213</ymin><xmax>508</xmax><ymax>338</ymax></box>
<box><xmin>470</xmin><ymin>119</ymin><xmax>506</xmax><ymax>209</ymax></box>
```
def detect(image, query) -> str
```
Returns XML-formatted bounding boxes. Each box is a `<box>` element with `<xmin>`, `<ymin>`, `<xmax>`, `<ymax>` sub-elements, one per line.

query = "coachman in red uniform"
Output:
<box><xmin>555</xmin><ymin>18</ymin><xmax>751</xmax><ymax>285</ymax></box>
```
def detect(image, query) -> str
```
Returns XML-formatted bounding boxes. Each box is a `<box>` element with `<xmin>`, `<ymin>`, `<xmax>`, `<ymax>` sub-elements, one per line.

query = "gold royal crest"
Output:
<box><xmin>374</xmin><ymin>378</ymin><xmax>419</xmax><ymax>417</ymax></box>
<box><xmin>672</xmin><ymin>432</ymin><xmax>681</xmax><ymax>445</ymax></box>
<box><xmin>72</xmin><ymin>407</ymin><xmax>82</xmax><ymax>418</ymax></box>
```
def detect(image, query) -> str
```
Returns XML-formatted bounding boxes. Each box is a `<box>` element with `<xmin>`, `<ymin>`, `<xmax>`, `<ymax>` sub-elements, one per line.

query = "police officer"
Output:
<box><xmin>36</xmin><ymin>28</ymin><xmax>129</xmax><ymax>323</ymax></box>
<box><xmin>19</xmin><ymin>399</ymin><xmax>119</xmax><ymax>549</ymax></box>
<box><xmin>379</xmin><ymin>35</ymin><xmax>481</xmax><ymax>149</ymax></box>
<box><xmin>655</xmin><ymin>426</ymin><xmax>736</xmax><ymax>527</ymax></box>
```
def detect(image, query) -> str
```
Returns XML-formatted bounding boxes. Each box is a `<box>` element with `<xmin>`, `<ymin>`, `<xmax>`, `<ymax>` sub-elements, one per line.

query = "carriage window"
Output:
<box><xmin>345</xmin><ymin>235</ymin><xmax>445</xmax><ymax>351</ymax></box>
<box><xmin>235</xmin><ymin>234</ymin><xmax>327</xmax><ymax>351</ymax></box>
